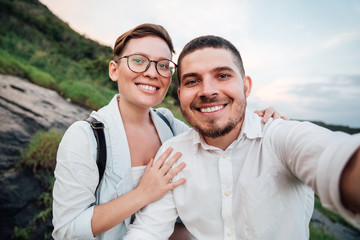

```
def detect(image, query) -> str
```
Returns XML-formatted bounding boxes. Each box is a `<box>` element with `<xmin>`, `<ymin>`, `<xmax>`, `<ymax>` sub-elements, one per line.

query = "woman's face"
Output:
<box><xmin>109</xmin><ymin>36</ymin><xmax>172</xmax><ymax>110</ymax></box>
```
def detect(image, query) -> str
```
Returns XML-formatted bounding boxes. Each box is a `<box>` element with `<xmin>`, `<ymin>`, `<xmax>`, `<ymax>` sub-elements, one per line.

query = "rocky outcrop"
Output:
<box><xmin>0</xmin><ymin>74</ymin><xmax>90</xmax><ymax>239</ymax></box>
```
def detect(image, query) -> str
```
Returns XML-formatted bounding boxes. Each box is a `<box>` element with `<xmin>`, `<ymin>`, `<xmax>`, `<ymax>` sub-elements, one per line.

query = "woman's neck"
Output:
<box><xmin>117</xmin><ymin>97</ymin><xmax>152</xmax><ymax>126</ymax></box>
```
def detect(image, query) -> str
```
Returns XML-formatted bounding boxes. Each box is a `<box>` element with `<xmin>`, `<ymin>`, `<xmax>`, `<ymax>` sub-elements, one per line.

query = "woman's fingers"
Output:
<box><xmin>153</xmin><ymin>147</ymin><xmax>173</xmax><ymax>169</ymax></box>
<box><xmin>160</xmin><ymin>152</ymin><xmax>182</xmax><ymax>175</ymax></box>
<box><xmin>168</xmin><ymin>177</ymin><xmax>186</xmax><ymax>190</ymax></box>
<box><xmin>255</xmin><ymin>107</ymin><xmax>289</xmax><ymax>123</ymax></box>
<box><xmin>164</xmin><ymin>161</ymin><xmax>186</xmax><ymax>183</ymax></box>
<box><xmin>254</xmin><ymin>110</ymin><xmax>264</xmax><ymax>117</ymax></box>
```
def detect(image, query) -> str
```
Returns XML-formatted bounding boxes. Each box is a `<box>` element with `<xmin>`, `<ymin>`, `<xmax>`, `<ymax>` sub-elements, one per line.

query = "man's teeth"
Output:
<box><xmin>200</xmin><ymin>105</ymin><xmax>224</xmax><ymax>113</ymax></box>
<box><xmin>138</xmin><ymin>84</ymin><xmax>157</xmax><ymax>91</ymax></box>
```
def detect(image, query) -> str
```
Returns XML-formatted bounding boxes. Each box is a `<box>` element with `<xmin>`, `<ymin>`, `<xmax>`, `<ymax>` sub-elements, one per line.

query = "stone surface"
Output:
<box><xmin>0</xmin><ymin>74</ymin><xmax>91</xmax><ymax>239</ymax></box>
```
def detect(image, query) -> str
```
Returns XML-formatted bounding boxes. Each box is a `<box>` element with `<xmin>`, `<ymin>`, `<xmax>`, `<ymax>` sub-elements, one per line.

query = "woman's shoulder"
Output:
<box><xmin>153</xmin><ymin>107</ymin><xmax>190</xmax><ymax>135</ymax></box>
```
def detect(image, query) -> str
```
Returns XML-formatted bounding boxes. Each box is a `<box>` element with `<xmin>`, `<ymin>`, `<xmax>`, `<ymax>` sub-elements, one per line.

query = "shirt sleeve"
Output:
<box><xmin>155</xmin><ymin>107</ymin><xmax>190</xmax><ymax>136</ymax></box>
<box><xmin>124</xmin><ymin>146</ymin><xmax>179</xmax><ymax>240</ymax></box>
<box><xmin>268</xmin><ymin>119</ymin><xmax>360</xmax><ymax>228</ymax></box>
<box><xmin>52</xmin><ymin>121</ymin><xmax>99</xmax><ymax>240</ymax></box>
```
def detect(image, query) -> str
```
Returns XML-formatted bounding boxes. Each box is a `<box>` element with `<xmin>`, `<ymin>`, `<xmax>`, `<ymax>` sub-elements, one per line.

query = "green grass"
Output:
<box><xmin>18</xmin><ymin>129</ymin><xmax>64</xmax><ymax>174</ymax></box>
<box><xmin>314</xmin><ymin>195</ymin><xmax>360</xmax><ymax>234</ymax></box>
<box><xmin>310</xmin><ymin>223</ymin><xmax>338</xmax><ymax>240</ymax></box>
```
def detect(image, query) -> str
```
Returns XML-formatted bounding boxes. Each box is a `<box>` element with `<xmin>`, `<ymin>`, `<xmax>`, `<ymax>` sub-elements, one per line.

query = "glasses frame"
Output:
<box><xmin>115</xmin><ymin>54</ymin><xmax>177</xmax><ymax>78</ymax></box>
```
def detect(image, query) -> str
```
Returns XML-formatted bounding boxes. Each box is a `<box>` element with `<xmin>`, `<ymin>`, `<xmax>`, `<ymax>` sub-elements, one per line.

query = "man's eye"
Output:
<box><xmin>184</xmin><ymin>80</ymin><xmax>198</xmax><ymax>86</ymax></box>
<box><xmin>219</xmin><ymin>74</ymin><xmax>229</xmax><ymax>79</ymax></box>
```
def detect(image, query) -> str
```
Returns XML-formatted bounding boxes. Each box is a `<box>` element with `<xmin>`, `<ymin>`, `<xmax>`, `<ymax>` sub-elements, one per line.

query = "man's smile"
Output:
<box><xmin>199</xmin><ymin>105</ymin><xmax>225</xmax><ymax>113</ymax></box>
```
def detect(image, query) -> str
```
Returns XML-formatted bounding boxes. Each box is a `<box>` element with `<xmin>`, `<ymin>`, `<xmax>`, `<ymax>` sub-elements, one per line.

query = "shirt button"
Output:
<box><xmin>222</xmin><ymin>153</ymin><xmax>228</xmax><ymax>159</ymax></box>
<box><xmin>227</xmin><ymin>231</ymin><xmax>232</xmax><ymax>237</ymax></box>
<box><xmin>224</xmin><ymin>191</ymin><xmax>231</xmax><ymax>197</ymax></box>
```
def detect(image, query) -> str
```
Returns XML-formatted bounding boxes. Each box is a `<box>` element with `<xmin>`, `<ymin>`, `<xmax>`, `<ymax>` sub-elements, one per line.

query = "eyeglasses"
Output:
<box><xmin>115</xmin><ymin>54</ymin><xmax>176</xmax><ymax>78</ymax></box>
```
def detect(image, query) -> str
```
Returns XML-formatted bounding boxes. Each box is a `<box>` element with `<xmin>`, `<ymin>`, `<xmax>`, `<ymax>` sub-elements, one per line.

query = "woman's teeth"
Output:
<box><xmin>138</xmin><ymin>84</ymin><xmax>157</xmax><ymax>91</ymax></box>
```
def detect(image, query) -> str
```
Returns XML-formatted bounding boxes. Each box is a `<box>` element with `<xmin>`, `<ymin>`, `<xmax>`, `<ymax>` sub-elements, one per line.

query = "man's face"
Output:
<box><xmin>178</xmin><ymin>47</ymin><xmax>252</xmax><ymax>139</ymax></box>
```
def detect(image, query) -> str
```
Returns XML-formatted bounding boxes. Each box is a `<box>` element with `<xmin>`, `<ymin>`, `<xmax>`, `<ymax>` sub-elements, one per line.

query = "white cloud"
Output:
<box><xmin>322</xmin><ymin>31</ymin><xmax>360</xmax><ymax>49</ymax></box>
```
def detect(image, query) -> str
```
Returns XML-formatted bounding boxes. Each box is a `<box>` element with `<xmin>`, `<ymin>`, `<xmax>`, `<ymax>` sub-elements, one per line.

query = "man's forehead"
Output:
<box><xmin>180</xmin><ymin>48</ymin><xmax>239</xmax><ymax>74</ymax></box>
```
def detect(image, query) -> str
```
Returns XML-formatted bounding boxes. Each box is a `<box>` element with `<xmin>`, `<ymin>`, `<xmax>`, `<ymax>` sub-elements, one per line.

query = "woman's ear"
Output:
<box><xmin>109</xmin><ymin>60</ymin><xmax>118</xmax><ymax>82</ymax></box>
<box><xmin>243</xmin><ymin>75</ymin><xmax>252</xmax><ymax>98</ymax></box>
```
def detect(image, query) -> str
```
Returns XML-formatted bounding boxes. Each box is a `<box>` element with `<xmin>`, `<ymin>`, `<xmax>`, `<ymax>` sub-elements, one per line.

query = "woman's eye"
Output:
<box><xmin>132</xmin><ymin>58</ymin><xmax>144</xmax><ymax>64</ymax></box>
<box><xmin>158</xmin><ymin>63</ymin><xmax>169</xmax><ymax>70</ymax></box>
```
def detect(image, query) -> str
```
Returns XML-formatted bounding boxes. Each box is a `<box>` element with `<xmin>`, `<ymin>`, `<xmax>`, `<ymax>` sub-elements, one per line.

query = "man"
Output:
<box><xmin>124</xmin><ymin>35</ymin><xmax>360</xmax><ymax>239</ymax></box>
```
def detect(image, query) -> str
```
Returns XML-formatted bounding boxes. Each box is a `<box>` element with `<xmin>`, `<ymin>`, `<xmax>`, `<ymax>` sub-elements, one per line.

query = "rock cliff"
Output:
<box><xmin>0</xmin><ymin>74</ymin><xmax>90</xmax><ymax>239</ymax></box>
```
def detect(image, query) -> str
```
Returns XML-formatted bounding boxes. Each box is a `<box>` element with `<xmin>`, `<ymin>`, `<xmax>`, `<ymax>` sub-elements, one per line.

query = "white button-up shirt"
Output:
<box><xmin>52</xmin><ymin>95</ymin><xmax>189</xmax><ymax>240</ymax></box>
<box><xmin>124</xmin><ymin>109</ymin><xmax>360</xmax><ymax>240</ymax></box>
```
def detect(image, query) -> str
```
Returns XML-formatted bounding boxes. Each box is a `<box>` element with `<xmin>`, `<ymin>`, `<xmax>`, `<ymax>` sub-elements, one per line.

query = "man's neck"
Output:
<box><xmin>203</xmin><ymin>122</ymin><xmax>243</xmax><ymax>151</ymax></box>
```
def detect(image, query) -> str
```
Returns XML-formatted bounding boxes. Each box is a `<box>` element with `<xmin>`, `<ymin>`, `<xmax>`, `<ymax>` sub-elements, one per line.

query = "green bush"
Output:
<box><xmin>59</xmin><ymin>80</ymin><xmax>116</xmax><ymax>109</ymax></box>
<box><xmin>26</xmin><ymin>66</ymin><xmax>57</xmax><ymax>89</ymax></box>
<box><xmin>0</xmin><ymin>49</ymin><xmax>28</xmax><ymax>77</ymax></box>
<box><xmin>18</xmin><ymin>129</ymin><xmax>64</xmax><ymax>174</ymax></box>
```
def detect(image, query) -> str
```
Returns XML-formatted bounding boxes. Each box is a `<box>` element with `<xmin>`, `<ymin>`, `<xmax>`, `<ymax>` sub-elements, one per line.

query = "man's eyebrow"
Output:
<box><xmin>181</xmin><ymin>72</ymin><xmax>199</xmax><ymax>81</ymax></box>
<box><xmin>211</xmin><ymin>66</ymin><xmax>235</xmax><ymax>73</ymax></box>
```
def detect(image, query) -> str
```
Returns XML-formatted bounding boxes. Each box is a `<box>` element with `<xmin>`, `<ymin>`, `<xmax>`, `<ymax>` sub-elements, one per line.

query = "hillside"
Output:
<box><xmin>0</xmin><ymin>0</ymin><xmax>117</xmax><ymax>109</ymax></box>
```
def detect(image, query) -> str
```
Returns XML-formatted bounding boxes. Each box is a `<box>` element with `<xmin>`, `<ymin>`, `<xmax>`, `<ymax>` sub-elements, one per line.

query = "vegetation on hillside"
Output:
<box><xmin>0</xmin><ymin>0</ymin><xmax>116</xmax><ymax>109</ymax></box>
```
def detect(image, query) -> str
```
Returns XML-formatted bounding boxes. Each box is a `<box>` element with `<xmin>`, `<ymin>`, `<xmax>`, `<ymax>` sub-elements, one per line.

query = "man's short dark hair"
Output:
<box><xmin>177</xmin><ymin>35</ymin><xmax>245</xmax><ymax>82</ymax></box>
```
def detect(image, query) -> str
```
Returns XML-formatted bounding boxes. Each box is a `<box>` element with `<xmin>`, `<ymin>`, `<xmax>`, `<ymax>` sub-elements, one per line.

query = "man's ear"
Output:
<box><xmin>244</xmin><ymin>75</ymin><xmax>252</xmax><ymax>98</ymax></box>
<box><xmin>177</xmin><ymin>87</ymin><xmax>181</xmax><ymax>100</ymax></box>
<box><xmin>109</xmin><ymin>60</ymin><xmax>118</xmax><ymax>82</ymax></box>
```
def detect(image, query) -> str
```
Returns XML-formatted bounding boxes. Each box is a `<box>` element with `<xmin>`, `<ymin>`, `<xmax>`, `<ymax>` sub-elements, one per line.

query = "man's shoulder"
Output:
<box><xmin>162</xmin><ymin>128</ymin><xmax>195</xmax><ymax>146</ymax></box>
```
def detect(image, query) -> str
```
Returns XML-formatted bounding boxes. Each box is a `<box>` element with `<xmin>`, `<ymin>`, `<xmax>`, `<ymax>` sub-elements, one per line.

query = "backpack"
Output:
<box><xmin>85</xmin><ymin>111</ymin><xmax>173</xmax><ymax>190</ymax></box>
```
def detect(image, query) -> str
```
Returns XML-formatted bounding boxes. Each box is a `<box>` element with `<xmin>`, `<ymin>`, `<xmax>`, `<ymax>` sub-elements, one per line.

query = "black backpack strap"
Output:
<box><xmin>155</xmin><ymin>111</ymin><xmax>174</xmax><ymax>136</ymax></box>
<box><xmin>84</xmin><ymin>117</ymin><xmax>106</xmax><ymax>190</ymax></box>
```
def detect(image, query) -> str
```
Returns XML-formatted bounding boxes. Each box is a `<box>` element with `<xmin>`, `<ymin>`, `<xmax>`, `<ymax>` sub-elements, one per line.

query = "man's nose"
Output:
<box><xmin>198</xmin><ymin>77</ymin><xmax>219</xmax><ymax>97</ymax></box>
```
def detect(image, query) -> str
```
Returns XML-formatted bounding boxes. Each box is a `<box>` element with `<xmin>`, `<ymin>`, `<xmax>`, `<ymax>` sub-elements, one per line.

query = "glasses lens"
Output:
<box><xmin>128</xmin><ymin>55</ymin><xmax>149</xmax><ymax>72</ymax></box>
<box><xmin>157</xmin><ymin>60</ymin><xmax>176</xmax><ymax>77</ymax></box>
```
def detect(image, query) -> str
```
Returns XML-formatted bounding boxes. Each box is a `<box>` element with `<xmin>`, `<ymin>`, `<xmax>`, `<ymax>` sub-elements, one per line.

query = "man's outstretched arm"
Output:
<box><xmin>340</xmin><ymin>148</ymin><xmax>360</xmax><ymax>213</ymax></box>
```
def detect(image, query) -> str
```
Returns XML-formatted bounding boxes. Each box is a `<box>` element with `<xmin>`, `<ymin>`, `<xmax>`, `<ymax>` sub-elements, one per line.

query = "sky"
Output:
<box><xmin>39</xmin><ymin>0</ymin><xmax>360</xmax><ymax>128</ymax></box>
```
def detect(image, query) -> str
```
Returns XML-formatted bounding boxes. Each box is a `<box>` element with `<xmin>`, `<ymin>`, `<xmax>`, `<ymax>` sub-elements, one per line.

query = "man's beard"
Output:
<box><xmin>181</xmin><ymin>95</ymin><xmax>247</xmax><ymax>138</ymax></box>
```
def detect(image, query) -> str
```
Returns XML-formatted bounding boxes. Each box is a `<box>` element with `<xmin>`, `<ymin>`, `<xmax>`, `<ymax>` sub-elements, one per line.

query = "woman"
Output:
<box><xmin>52</xmin><ymin>23</ymin><xmax>282</xmax><ymax>239</ymax></box>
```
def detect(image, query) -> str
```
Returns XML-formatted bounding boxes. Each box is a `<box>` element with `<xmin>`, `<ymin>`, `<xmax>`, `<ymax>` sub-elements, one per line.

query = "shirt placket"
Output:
<box><xmin>218</xmin><ymin>151</ymin><xmax>236</xmax><ymax>239</ymax></box>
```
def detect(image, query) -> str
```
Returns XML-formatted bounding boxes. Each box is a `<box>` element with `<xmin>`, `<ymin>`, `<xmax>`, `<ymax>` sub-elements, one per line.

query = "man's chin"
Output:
<box><xmin>195</xmin><ymin>123</ymin><xmax>235</xmax><ymax>138</ymax></box>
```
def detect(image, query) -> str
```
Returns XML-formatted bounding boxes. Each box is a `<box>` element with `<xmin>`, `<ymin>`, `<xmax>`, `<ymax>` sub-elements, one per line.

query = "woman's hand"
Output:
<box><xmin>255</xmin><ymin>106</ymin><xmax>289</xmax><ymax>123</ymax></box>
<box><xmin>137</xmin><ymin>147</ymin><xmax>186</xmax><ymax>204</ymax></box>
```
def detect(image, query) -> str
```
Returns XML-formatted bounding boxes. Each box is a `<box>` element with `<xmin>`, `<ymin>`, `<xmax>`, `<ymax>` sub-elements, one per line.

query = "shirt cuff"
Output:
<box><xmin>316</xmin><ymin>133</ymin><xmax>360</xmax><ymax>228</ymax></box>
<box><xmin>74</xmin><ymin>206</ymin><xmax>96</xmax><ymax>240</ymax></box>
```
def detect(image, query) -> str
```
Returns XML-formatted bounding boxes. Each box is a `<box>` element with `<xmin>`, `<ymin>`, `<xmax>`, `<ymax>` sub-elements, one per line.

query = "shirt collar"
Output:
<box><xmin>239</xmin><ymin>108</ymin><xmax>264</xmax><ymax>140</ymax></box>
